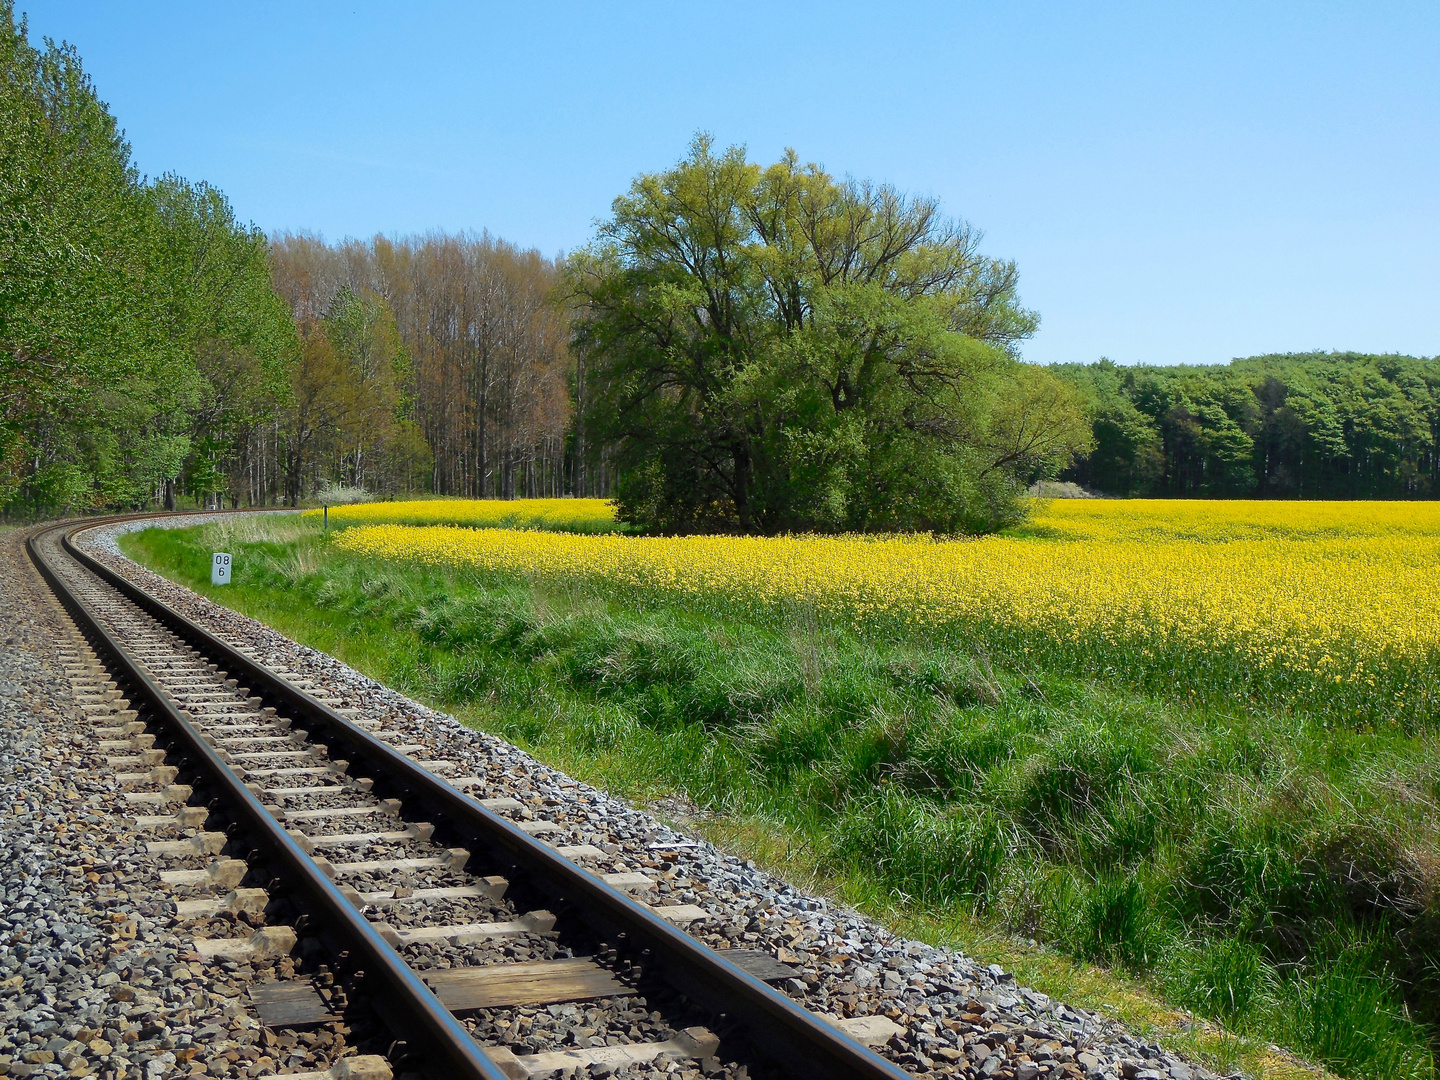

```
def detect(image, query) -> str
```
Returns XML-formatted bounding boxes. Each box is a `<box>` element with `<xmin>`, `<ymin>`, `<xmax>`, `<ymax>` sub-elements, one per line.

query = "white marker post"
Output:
<box><xmin>211</xmin><ymin>552</ymin><xmax>232</xmax><ymax>586</ymax></box>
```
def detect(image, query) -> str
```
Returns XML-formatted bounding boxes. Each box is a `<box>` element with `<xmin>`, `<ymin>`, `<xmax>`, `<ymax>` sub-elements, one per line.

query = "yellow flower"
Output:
<box><xmin>306</xmin><ymin>497</ymin><xmax>618</xmax><ymax>534</ymax></box>
<box><xmin>329</xmin><ymin>498</ymin><xmax>1440</xmax><ymax>721</ymax></box>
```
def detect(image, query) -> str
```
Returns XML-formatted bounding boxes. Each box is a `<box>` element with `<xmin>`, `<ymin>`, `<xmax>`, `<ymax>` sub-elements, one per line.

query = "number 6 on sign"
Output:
<box><xmin>211</xmin><ymin>552</ymin><xmax>232</xmax><ymax>585</ymax></box>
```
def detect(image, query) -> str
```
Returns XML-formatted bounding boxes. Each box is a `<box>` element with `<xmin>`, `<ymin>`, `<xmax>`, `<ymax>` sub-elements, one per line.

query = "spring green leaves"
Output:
<box><xmin>567</xmin><ymin>137</ymin><xmax>1090</xmax><ymax>535</ymax></box>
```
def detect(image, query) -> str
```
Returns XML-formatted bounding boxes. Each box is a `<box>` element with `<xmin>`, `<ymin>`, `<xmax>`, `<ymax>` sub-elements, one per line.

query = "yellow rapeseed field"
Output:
<box><xmin>330</xmin><ymin>499</ymin><xmax>1440</xmax><ymax>721</ymax></box>
<box><xmin>307</xmin><ymin>497</ymin><xmax>619</xmax><ymax>534</ymax></box>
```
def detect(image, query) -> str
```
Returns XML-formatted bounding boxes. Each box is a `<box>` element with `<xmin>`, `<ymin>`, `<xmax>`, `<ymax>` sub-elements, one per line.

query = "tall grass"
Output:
<box><xmin>121</xmin><ymin>518</ymin><xmax>1440</xmax><ymax>1080</ymax></box>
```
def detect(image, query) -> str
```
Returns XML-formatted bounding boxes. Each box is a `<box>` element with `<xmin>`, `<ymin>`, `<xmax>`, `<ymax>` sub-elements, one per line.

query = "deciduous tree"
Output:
<box><xmin>567</xmin><ymin>137</ymin><xmax>1089</xmax><ymax>534</ymax></box>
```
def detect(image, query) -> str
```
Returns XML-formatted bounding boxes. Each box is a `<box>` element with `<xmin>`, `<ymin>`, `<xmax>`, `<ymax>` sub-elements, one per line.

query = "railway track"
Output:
<box><xmin>28</xmin><ymin>516</ymin><xmax>914</xmax><ymax>1080</ymax></box>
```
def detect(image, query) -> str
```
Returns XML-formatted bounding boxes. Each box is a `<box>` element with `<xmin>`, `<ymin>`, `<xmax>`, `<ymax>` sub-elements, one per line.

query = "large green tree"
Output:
<box><xmin>568</xmin><ymin>138</ymin><xmax>1089</xmax><ymax>534</ymax></box>
<box><xmin>147</xmin><ymin>175</ymin><xmax>297</xmax><ymax>507</ymax></box>
<box><xmin>0</xmin><ymin>2</ymin><xmax>176</xmax><ymax>507</ymax></box>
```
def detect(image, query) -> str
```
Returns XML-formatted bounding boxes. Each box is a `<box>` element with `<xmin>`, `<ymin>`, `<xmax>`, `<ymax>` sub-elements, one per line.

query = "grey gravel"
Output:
<box><xmin>0</xmin><ymin>525</ymin><xmax>380</xmax><ymax>1079</ymax></box>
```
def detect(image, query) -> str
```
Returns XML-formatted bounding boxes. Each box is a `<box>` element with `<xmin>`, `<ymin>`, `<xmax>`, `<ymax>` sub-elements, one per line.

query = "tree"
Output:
<box><xmin>1050</xmin><ymin>360</ymin><xmax>1164</xmax><ymax>495</ymax></box>
<box><xmin>0</xmin><ymin>6</ymin><xmax>301</xmax><ymax>514</ymax></box>
<box><xmin>320</xmin><ymin>286</ymin><xmax>430</xmax><ymax>495</ymax></box>
<box><xmin>0</xmin><ymin>2</ymin><xmax>182</xmax><ymax>510</ymax></box>
<box><xmin>567</xmin><ymin>137</ymin><xmax>1088</xmax><ymax>534</ymax></box>
<box><xmin>146</xmin><ymin>175</ymin><xmax>298</xmax><ymax>507</ymax></box>
<box><xmin>268</xmin><ymin>231</ymin><xmax>568</xmax><ymax>502</ymax></box>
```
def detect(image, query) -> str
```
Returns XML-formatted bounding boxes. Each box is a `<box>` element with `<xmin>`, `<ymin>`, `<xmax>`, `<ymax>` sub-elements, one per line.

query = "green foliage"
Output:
<box><xmin>1</xmin><ymin>1</ymin><xmax>174</xmax><ymax>507</ymax></box>
<box><xmin>0</xmin><ymin>5</ymin><xmax>298</xmax><ymax>514</ymax></box>
<box><xmin>1162</xmin><ymin>936</ymin><xmax>1273</xmax><ymax>1020</ymax></box>
<box><xmin>568</xmin><ymin>136</ymin><xmax>1090</xmax><ymax>535</ymax></box>
<box><xmin>279</xmin><ymin>287</ymin><xmax>430</xmax><ymax>504</ymax></box>
<box><xmin>1057</xmin><ymin>353</ymin><xmax>1440</xmax><ymax>498</ymax></box>
<box><xmin>1282</xmin><ymin>934</ymin><xmax>1436</xmax><ymax>1080</ymax></box>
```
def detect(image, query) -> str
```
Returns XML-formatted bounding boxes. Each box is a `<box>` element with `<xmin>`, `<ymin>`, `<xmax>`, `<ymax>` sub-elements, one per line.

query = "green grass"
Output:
<box><xmin>122</xmin><ymin>516</ymin><xmax>1440</xmax><ymax>1080</ymax></box>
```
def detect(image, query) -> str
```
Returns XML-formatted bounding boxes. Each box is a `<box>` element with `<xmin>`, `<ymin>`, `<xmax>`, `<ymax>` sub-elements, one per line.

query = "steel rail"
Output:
<box><xmin>52</xmin><ymin>513</ymin><xmax>912</xmax><ymax>1080</ymax></box>
<box><xmin>28</xmin><ymin>522</ymin><xmax>512</xmax><ymax>1080</ymax></box>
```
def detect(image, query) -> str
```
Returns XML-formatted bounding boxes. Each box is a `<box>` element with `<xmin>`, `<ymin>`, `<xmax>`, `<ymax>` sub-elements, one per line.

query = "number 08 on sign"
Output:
<box><xmin>211</xmin><ymin>552</ymin><xmax>232</xmax><ymax>585</ymax></box>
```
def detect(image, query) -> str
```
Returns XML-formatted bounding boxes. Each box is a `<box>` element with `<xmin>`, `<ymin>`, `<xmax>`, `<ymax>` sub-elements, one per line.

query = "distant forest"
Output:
<box><xmin>1055</xmin><ymin>353</ymin><xmax>1440</xmax><ymax>499</ymax></box>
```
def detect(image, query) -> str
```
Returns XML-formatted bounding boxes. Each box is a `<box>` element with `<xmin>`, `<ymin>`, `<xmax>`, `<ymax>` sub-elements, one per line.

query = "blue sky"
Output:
<box><xmin>20</xmin><ymin>1</ymin><xmax>1439</xmax><ymax>366</ymax></box>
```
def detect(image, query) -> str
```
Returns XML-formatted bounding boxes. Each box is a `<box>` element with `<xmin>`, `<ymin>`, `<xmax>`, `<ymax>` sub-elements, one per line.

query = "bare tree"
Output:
<box><xmin>267</xmin><ymin>231</ymin><xmax>573</xmax><ymax>501</ymax></box>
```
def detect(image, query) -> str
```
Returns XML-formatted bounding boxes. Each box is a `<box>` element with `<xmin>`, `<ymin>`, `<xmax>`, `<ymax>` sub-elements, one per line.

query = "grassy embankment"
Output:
<box><xmin>121</xmin><ymin>504</ymin><xmax>1440</xmax><ymax>1080</ymax></box>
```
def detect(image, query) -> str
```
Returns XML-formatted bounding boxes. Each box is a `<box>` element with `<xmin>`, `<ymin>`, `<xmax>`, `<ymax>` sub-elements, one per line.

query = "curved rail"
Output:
<box><xmin>30</xmin><ymin>519</ymin><xmax>509</xmax><ymax>1080</ymax></box>
<box><xmin>32</xmin><ymin>512</ymin><xmax>913</xmax><ymax>1080</ymax></box>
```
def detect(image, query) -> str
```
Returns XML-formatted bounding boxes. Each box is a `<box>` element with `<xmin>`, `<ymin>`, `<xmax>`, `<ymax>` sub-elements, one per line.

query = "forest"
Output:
<box><xmin>1057</xmin><ymin>353</ymin><xmax>1440</xmax><ymax>499</ymax></box>
<box><xmin>0</xmin><ymin>6</ymin><xmax>578</xmax><ymax>517</ymax></box>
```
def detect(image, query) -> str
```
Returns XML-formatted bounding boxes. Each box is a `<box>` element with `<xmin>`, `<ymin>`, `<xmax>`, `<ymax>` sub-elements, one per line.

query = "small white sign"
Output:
<box><xmin>211</xmin><ymin>552</ymin><xmax>232</xmax><ymax>585</ymax></box>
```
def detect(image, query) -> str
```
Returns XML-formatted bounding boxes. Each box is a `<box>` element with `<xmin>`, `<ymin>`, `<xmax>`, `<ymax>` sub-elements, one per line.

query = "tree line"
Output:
<box><xmin>30</xmin><ymin>7</ymin><xmax>1423</xmax><ymax>533</ymax></box>
<box><xmin>0</xmin><ymin>5</ymin><xmax>580</xmax><ymax>516</ymax></box>
<box><xmin>1</xmin><ymin>4</ymin><xmax>295</xmax><ymax>513</ymax></box>
<box><xmin>267</xmin><ymin>232</ymin><xmax>574</xmax><ymax>504</ymax></box>
<box><xmin>1055</xmin><ymin>353</ymin><xmax>1440</xmax><ymax>498</ymax></box>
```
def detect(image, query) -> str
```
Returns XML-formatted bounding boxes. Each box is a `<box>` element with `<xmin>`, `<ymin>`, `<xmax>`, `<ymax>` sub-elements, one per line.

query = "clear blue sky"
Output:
<box><xmin>20</xmin><ymin>1</ymin><xmax>1440</xmax><ymax>366</ymax></box>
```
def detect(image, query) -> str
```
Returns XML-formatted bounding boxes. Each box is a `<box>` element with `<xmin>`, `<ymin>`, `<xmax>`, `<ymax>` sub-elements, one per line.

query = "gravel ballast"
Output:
<box><xmin>0</xmin><ymin>525</ymin><xmax>363</xmax><ymax>1079</ymax></box>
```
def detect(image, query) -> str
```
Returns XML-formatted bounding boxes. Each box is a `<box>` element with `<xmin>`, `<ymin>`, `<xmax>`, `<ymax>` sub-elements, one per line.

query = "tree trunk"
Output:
<box><xmin>733</xmin><ymin>445</ymin><xmax>751</xmax><ymax>531</ymax></box>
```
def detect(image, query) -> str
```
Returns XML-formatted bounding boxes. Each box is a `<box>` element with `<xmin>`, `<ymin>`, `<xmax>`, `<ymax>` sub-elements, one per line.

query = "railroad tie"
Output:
<box><xmin>213</xmin><ymin>736</ymin><xmax>294</xmax><ymax>751</ymax></box>
<box><xmin>479</xmin><ymin>797</ymin><xmax>524</xmax><ymax>812</ymax></box>
<box><xmin>554</xmin><ymin>844</ymin><xmax>606</xmax><ymax>860</ymax></box>
<box><xmin>146</xmin><ymin>831</ymin><xmax>228</xmax><ymax>858</ymax></box>
<box><xmin>325</xmin><ymin>850</ymin><xmax>470</xmax><ymax>876</ymax></box>
<box><xmin>257</xmin><ymin>1054</ymin><xmax>391</xmax><ymax>1080</ymax></box>
<box><xmin>824</xmin><ymin>1014</ymin><xmax>905</xmax><ymax>1047</ymax></box>
<box><xmin>646</xmin><ymin>903</ymin><xmax>708</xmax><ymax>925</ymax></box>
<box><xmin>132</xmin><ymin>805</ymin><xmax>209</xmax><ymax>831</ymax></box>
<box><xmin>422</xmin><ymin>957</ymin><xmax>627</xmax><ymax>1010</ymax></box>
<box><xmin>374</xmin><ymin>909</ymin><xmax>557</xmax><ymax>947</ymax></box>
<box><xmin>600</xmin><ymin>872</ymin><xmax>655</xmax><ymax>894</ymax></box>
<box><xmin>98</xmin><ymin>730</ymin><xmax>152</xmax><ymax>748</ymax></box>
<box><xmin>262</xmin><ymin>782</ymin><xmax>356</xmax><ymax>799</ymax></box>
<box><xmin>123</xmin><ymin>784</ymin><xmax>193</xmax><ymax>806</ymax></box>
<box><xmin>226</xmin><ymin>749</ymin><xmax>314</xmax><ymax>763</ymax></box>
<box><xmin>283</xmin><ymin>800</ymin><xmax>401</xmax><ymax>822</ymax></box>
<box><xmin>160</xmin><ymin>858</ymin><xmax>249</xmax><ymax>890</ymax></box>
<box><xmin>355</xmin><ymin>880</ymin><xmax>509</xmax><ymax>906</ymax></box>
<box><xmin>116</xmin><ymin>765</ymin><xmax>180</xmax><ymax>787</ymax></box>
<box><xmin>193</xmin><ymin>925</ymin><xmax>296</xmax><ymax>962</ymax></box>
<box><xmin>174</xmin><ymin>887</ymin><xmax>269</xmax><ymax>920</ymax></box>
<box><xmin>97</xmin><ymin>722</ymin><xmax>147</xmax><ymax>738</ymax></box>
<box><xmin>305</xmin><ymin>823</ymin><xmax>435</xmax><ymax>848</ymax></box>
<box><xmin>108</xmin><ymin>749</ymin><xmax>166</xmax><ymax>768</ymax></box>
<box><xmin>244</xmin><ymin>764</ymin><xmax>339</xmax><ymax>779</ymax></box>
<box><xmin>484</xmin><ymin>1026</ymin><xmax>720</xmax><ymax>1080</ymax></box>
